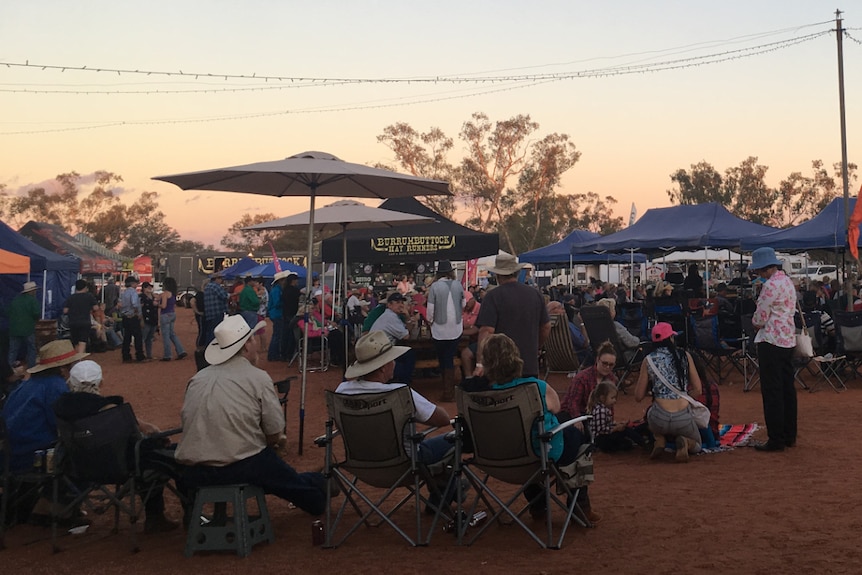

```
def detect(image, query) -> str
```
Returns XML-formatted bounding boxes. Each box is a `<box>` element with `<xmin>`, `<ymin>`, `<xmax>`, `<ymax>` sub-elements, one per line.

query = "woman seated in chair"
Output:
<box><xmin>634</xmin><ymin>323</ymin><xmax>703</xmax><ymax>463</ymax></box>
<box><xmin>297</xmin><ymin>308</ymin><xmax>345</xmax><ymax>366</ymax></box>
<box><xmin>52</xmin><ymin>360</ymin><xmax>181</xmax><ymax>533</ymax></box>
<box><xmin>482</xmin><ymin>334</ymin><xmax>601</xmax><ymax>525</ymax></box>
<box><xmin>546</xmin><ymin>301</ymin><xmax>591</xmax><ymax>365</ymax></box>
<box><xmin>595</xmin><ymin>298</ymin><xmax>640</xmax><ymax>362</ymax></box>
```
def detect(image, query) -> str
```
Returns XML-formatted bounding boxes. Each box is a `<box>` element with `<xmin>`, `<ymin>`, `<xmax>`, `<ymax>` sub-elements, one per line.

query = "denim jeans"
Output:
<box><xmin>433</xmin><ymin>338</ymin><xmax>460</xmax><ymax>370</ymax></box>
<box><xmin>160</xmin><ymin>312</ymin><xmax>185</xmax><ymax>359</ymax></box>
<box><xmin>180</xmin><ymin>447</ymin><xmax>327</xmax><ymax>516</ymax></box>
<box><xmin>268</xmin><ymin>318</ymin><xmax>283</xmax><ymax>361</ymax></box>
<box><xmin>142</xmin><ymin>323</ymin><xmax>157</xmax><ymax>358</ymax></box>
<box><xmin>8</xmin><ymin>334</ymin><xmax>36</xmax><ymax>369</ymax></box>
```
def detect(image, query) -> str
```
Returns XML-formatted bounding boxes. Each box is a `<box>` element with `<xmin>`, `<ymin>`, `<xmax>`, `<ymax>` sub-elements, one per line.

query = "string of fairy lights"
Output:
<box><xmin>0</xmin><ymin>20</ymin><xmax>854</xmax><ymax>136</ymax></box>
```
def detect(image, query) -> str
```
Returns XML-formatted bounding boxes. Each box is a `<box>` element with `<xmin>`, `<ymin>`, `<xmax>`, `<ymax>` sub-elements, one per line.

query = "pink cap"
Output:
<box><xmin>651</xmin><ymin>322</ymin><xmax>679</xmax><ymax>342</ymax></box>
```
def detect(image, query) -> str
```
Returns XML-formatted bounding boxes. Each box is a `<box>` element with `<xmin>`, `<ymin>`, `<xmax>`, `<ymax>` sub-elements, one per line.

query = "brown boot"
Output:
<box><xmin>439</xmin><ymin>368</ymin><xmax>456</xmax><ymax>402</ymax></box>
<box><xmin>650</xmin><ymin>435</ymin><xmax>666</xmax><ymax>460</ymax></box>
<box><xmin>675</xmin><ymin>436</ymin><xmax>691</xmax><ymax>463</ymax></box>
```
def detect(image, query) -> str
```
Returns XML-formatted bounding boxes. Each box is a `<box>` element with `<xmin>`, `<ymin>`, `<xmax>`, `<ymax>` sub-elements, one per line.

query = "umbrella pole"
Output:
<box><xmin>299</xmin><ymin>190</ymin><xmax>316</xmax><ymax>455</ymax></box>
<box><xmin>343</xmin><ymin>229</ymin><xmax>349</xmax><ymax>380</ymax></box>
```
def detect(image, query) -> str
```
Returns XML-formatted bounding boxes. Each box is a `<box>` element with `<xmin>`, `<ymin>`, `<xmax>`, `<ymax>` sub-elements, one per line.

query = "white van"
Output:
<box><xmin>792</xmin><ymin>265</ymin><xmax>838</xmax><ymax>283</ymax></box>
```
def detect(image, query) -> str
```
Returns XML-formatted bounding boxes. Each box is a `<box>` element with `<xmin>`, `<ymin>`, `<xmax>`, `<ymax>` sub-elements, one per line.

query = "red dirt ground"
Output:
<box><xmin>4</xmin><ymin>307</ymin><xmax>861</xmax><ymax>574</ymax></box>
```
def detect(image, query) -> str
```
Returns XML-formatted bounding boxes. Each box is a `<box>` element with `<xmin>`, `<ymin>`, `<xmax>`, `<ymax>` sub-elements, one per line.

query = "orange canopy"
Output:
<box><xmin>0</xmin><ymin>248</ymin><xmax>29</xmax><ymax>274</ymax></box>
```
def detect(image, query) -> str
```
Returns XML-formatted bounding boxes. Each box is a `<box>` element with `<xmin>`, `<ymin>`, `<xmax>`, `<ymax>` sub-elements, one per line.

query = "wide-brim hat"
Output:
<box><xmin>344</xmin><ymin>331</ymin><xmax>409</xmax><ymax>379</ymax></box>
<box><xmin>273</xmin><ymin>270</ymin><xmax>297</xmax><ymax>282</ymax></box>
<box><xmin>487</xmin><ymin>253</ymin><xmax>526</xmax><ymax>276</ymax></box>
<box><xmin>21</xmin><ymin>281</ymin><xmax>38</xmax><ymax>294</ymax></box>
<box><xmin>749</xmin><ymin>247</ymin><xmax>782</xmax><ymax>271</ymax></box>
<box><xmin>27</xmin><ymin>339</ymin><xmax>89</xmax><ymax>374</ymax></box>
<box><xmin>205</xmin><ymin>315</ymin><xmax>267</xmax><ymax>365</ymax></box>
<box><xmin>437</xmin><ymin>260</ymin><xmax>454</xmax><ymax>273</ymax></box>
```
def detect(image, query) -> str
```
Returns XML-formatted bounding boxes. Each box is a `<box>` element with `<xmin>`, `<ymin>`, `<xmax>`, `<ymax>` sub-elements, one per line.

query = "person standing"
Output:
<box><xmin>425</xmin><ymin>261</ymin><xmax>465</xmax><ymax>402</ymax></box>
<box><xmin>8</xmin><ymin>281</ymin><xmax>40</xmax><ymax>368</ymax></box>
<box><xmin>238</xmin><ymin>276</ymin><xmax>261</xmax><ymax>329</ymax></box>
<box><xmin>118</xmin><ymin>277</ymin><xmax>145</xmax><ymax>363</ymax></box>
<box><xmin>267</xmin><ymin>271</ymin><xmax>286</xmax><ymax>361</ymax></box>
<box><xmin>203</xmin><ymin>273</ymin><xmax>229</xmax><ymax>346</ymax></box>
<box><xmin>474</xmin><ymin>254</ymin><xmax>550</xmax><ymax>379</ymax></box>
<box><xmin>192</xmin><ymin>281</ymin><xmax>206</xmax><ymax>350</ymax></box>
<box><xmin>102</xmin><ymin>276</ymin><xmax>120</xmax><ymax>316</ymax></box>
<box><xmin>749</xmin><ymin>247</ymin><xmax>797</xmax><ymax>452</ymax></box>
<box><xmin>140</xmin><ymin>281</ymin><xmax>159</xmax><ymax>360</ymax></box>
<box><xmin>64</xmin><ymin>279</ymin><xmax>99</xmax><ymax>354</ymax></box>
<box><xmin>281</xmin><ymin>273</ymin><xmax>302</xmax><ymax>359</ymax></box>
<box><xmin>158</xmin><ymin>277</ymin><xmax>187</xmax><ymax>362</ymax></box>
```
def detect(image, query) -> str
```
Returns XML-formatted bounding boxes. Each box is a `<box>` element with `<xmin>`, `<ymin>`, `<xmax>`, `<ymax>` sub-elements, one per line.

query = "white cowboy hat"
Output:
<box><xmin>273</xmin><ymin>270</ymin><xmax>297</xmax><ymax>282</ymax></box>
<box><xmin>21</xmin><ymin>281</ymin><xmax>38</xmax><ymax>294</ymax></box>
<box><xmin>27</xmin><ymin>339</ymin><xmax>89</xmax><ymax>374</ymax></box>
<box><xmin>205</xmin><ymin>315</ymin><xmax>267</xmax><ymax>365</ymax></box>
<box><xmin>486</xmin><ymin>253</ymin><xmax>526</xmax><ymax>276</ymax></box>
<box><xmin>344</xmin><ymin>331</ymin><xmax>409</xmax><ymax>379</ymax></box>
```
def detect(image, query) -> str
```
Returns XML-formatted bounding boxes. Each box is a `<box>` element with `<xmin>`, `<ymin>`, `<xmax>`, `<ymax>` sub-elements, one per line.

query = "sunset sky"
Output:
<box><xmin>1</xmin><ymin>1</ymin><xmax>859</xmax><ymax>248</ymax></box>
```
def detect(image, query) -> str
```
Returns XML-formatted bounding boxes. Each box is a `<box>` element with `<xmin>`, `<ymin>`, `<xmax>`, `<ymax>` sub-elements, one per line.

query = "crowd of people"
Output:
<box><xmin>0</xmin><ymin>245</ymin><xmax>839</xmax><ymax>545</ymax></box>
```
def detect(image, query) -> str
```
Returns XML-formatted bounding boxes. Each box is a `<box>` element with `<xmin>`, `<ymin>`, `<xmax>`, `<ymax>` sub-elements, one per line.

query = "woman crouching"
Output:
<box><xmin>634</xmin><ymin>322</ymin><xmax>703</xmax><ymax>462</ymax></box>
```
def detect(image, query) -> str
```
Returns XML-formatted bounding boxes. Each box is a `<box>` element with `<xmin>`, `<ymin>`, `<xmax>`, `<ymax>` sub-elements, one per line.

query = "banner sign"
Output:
<box><xmin>370</xmin><ymin>235</ymin><xmax>456</xmax><ymax>256</ymax></box>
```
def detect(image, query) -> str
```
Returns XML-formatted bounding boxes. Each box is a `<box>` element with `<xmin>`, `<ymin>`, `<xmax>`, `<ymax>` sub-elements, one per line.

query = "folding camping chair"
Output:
<box><xmin>287</xmin><ymin>316</ymin><xmax>329</xmax><ymax>372</ymax></box>
<box><xmin>740</xmin><ymin>314</ymin><xmax>760</xmax><ymax>392</ymax></box>
<box><xmin>451</xmin><ymin>383</ymin><xmax>592</xmax><ymax>549</ymax></box>
<box><xmin>798</xmin><ymin>312</ymin><xmax>846</xmax><ymax>393</ymax></box>
<box><xmin>618</xmin><ymin>302</ymin><xmax>648</xmax><ymax>340</ymax></box>
<box><xmin>52</xmin><ymin>402</ymin><xmax>180</xmax><ymax>553</ymax></box>
<box><xmin>315</xmin><ymin>387</ymin><xmax>453</xmax><ymax>548</ymax></box>
<box><xmin>580</xmin><ymin>304</ymin><xmax>645</xmax><ymax>389</ymax></box>
<box><xmin>833</xmin><ymin>310</ymin><xmax>862</xmax><ymax>379</ymax></box>
<box><xmin>688</xmin><ymin>314</ymin><xmax>744</xmax><ymax>384</ymax></box>
<box><xmin>652</xmin><ymin>295</ymin><xmax>687</xmax><ymax>348</ymax></box>
<box><xmin>542</xmin><ymin>315</ymin><xmax>582</xmax><ymax>378</ymax></box>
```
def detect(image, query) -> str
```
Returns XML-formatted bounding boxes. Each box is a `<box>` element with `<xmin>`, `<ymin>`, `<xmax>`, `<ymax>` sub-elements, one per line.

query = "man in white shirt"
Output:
<box><xmin>370</xmin><ymin>292</ymin><xmax>416</xmax><ymax>383</ymax></box>
<box><xmin>176</xmin><ymin>315</ymin><xmax>332</xmax><ymax>516</ymax></box>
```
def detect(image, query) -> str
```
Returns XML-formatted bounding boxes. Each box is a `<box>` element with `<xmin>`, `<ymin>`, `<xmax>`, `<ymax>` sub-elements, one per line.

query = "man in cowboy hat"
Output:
<box><xmin>474</xmin><ymin>253</ymin><xmax>550</xmax><ymax>379</ymax></box>
<box><xmin>336</xmin><ymin>331</ymin><xmax>451</xmax><ymax>464</ymax></box>
<box><xmin>748</xmin><ymin>247</ymin><xmax>797</xmax><ymax>452</ymax></box>
<box><xmin>176</xmin><ymin>315</ymin><xmax>331</xmax><ymax>516</ymax></box>
<box><xmin>8</xmin><ymin>281</ymin><xmax>40</xmax><ymax>368</ymax></box>
<box><xmin>267</xmin><ymin>270</ymin><xmax>289</xmax><ymax>361</ymax></box>
<box><xmin>1</xmin><ymin>340</ymin><xmax>87</xmax><ymax>471</ymax></box>
<box><xmin>370</xmin><ymin>292</ymin><xmax>417</xmax><ymax>383</ymax></box>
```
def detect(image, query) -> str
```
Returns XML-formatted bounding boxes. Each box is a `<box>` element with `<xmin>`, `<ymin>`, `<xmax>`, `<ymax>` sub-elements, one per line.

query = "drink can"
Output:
<box><xmin>45</xmin><ymin>448</ymin><xmax>56</xmax><ymax>474</ymax></box>
<box><xmin>34</xmin><ymin>450</ymin><xmax>45</xmax><ymax>472</ymax></box>
<box><xmin>311</xmin><ymin>519</ymin><xmax>325</xmax><ymax>546</ymax></box>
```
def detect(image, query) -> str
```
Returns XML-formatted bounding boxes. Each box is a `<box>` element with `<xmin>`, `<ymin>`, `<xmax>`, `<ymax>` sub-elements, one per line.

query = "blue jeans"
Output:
<box><xmin>268</xmin><ymin>318</ymin><xmax>284</xmax><ymax>361</ymax></box>
<box><xmin>8</xmin><ymin>334</ymin><xmax>36</xmax><ymax>369</ymax></box>
<box><xmin>180</xmin><ymin>447</ymin><xmax>327</xmax><ymax>516</ymax></box>
<box><xmin>142</xmin><ymin>323</ymin><xmax>157</xmax><ymax>358</ymax></box>
<box><xmin>204</xmin><ymin>317</ymin><xmax>220</xmax><ymax>347</ymax></box>
<box><xmin>160</xmin><ymin>312</ymin><xmax>185</xmax><ymax>359</ymax></box>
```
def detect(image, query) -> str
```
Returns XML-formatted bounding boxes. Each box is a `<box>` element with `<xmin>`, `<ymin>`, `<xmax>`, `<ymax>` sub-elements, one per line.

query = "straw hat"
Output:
<box><xmin>21</xmin><ymin>281</ymin><xmax>38</xmax><ymax>294</ymax></box>
<box><xmin>344</xmin><ymin>331</ymin><xmax>409</xmax><ymax>379</ymax></box>
<box><xmin>486</xmin><ymin>253</ymin><xmax>526</xmax><ymax>276</ymax></box>
<box><xmin>205</xmin><ymin>315</ymin><xmax>267</xmax><ymax>365</ymax></box>
<box><xmin>27</xmin><ymin>339</ymin><xmax>89</xmax><ymax>374</ymax></box>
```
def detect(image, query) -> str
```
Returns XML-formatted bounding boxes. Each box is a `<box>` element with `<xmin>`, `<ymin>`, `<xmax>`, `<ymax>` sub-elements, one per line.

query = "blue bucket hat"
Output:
<box><xmin>749</xmin><ymin>247</ymin><xmax>782</xmax><ymax>271</ymax></box>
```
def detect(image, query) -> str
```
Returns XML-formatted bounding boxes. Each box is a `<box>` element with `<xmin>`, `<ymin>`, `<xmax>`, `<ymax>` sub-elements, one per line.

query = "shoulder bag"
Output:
<box><xmin>794</xmin><ymin>302</ymin><xmax>814</xmax><ymax>358</ymax></box>
<box><xmin>645</xmin><ymin>355</ymin><xmax>710</xmax><ymax>429</ymax></box>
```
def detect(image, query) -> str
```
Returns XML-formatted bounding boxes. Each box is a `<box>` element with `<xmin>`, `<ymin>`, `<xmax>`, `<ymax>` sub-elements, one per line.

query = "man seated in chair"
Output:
<box><xmin>175</xmin><ymin>315</ymin><xmax>331</xmax><ymax>517</ymax></box>
<box><xmin>52</xmin><ymin>360</ymin><xmax>180</xmax><ymax>533</ymax></box>
<box><xmin>369</xmin><ymin>293</ymin><xmax>417</xmax><ymax>383</ymax></box>
<box><xmin>336</xmin><ymin>331</ymin><xmax>454</xmax><ymax>508</ymax></box>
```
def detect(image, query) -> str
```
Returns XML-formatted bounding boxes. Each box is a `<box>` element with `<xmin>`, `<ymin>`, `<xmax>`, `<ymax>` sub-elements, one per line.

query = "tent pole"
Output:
<box><xmin>342</xmin><ymin>227</ymin><xmax>349</xmax><ymax>380</ymax></box>
<box><xmin>42</xmin><ymin>269</ymin><xmax>47</xmax><ymax>318</ymax></box>
<box><xmin>704</xmin><ymin>249</ymin><xmax>710</xmax><ymax>298</ymax></box>
<box><xmin>299</xmin><ymin>190</ymin><xmax>316</xmax><ymax>455</ymax></box>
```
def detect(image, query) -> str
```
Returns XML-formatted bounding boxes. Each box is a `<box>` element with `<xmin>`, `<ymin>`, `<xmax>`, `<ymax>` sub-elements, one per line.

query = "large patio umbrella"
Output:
<box><xmin>153</xmin><ymin>151</ymin><xmax>451</xmax><ymax>453</ymax></box>
<box><xmin>244</xmin><ymin>199</ymin><xmax>436</xmax><ymax>378</ymax></box>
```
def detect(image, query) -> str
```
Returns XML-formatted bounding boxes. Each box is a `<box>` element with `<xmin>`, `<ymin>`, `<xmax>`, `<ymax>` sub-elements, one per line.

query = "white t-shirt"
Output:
<box><xmin>334</xmin><ymin>379</ymin><xmax>436</xmax><ymax>423</ymax></box>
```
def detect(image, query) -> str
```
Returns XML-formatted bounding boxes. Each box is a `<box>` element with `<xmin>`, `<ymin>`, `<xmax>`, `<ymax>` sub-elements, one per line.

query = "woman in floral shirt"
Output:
<box><xmin>750</xmin><ymin>247</ymin><xmax>797</xmax><ymax>452</ymax></box>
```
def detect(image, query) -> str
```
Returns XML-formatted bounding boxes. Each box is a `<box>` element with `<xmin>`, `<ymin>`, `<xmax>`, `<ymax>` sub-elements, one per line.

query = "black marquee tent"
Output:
<box><xmin>320</xmin><ymin>197</ymin><xmax>499</xmax><ymax>263</ymax></box>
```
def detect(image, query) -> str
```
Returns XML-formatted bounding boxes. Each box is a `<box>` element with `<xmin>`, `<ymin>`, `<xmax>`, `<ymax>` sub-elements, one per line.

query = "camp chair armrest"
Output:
<box><xmin>547</xmin><ymin>415</ymin><xmax>592</xmax><ymax>437</ymax></box>
<box><xmin>408</xmin><ymin>426</ymin><xmax>439</xmax><ymax>443</ymax></box>
<box><xmin>134</xmin><ymin>426</ymin><xmax>183</xmax><ymax>476</ymax></box>
<box><xmin>314</xmin><ymin>428</ymin><xmax>342</xmax><ymax>447</ymax></box>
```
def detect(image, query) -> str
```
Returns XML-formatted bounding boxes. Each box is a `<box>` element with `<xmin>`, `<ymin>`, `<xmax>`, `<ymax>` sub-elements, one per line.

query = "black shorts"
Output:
<box><xmin>70</xmin><ymin>324</ymin><xmax>91</xmax><ymax>345</ymax></box>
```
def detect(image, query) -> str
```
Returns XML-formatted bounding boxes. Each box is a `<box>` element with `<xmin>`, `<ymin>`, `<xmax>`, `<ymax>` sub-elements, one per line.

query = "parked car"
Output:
<box><xmin>177</xmin><ymin>286</ymin><xmax>198</xmax><ymax>308</ymax></box>
<box><xmin>791</xmin><ymin>265</ymin><xmax>839</xmax><ymax>283</ymax></box>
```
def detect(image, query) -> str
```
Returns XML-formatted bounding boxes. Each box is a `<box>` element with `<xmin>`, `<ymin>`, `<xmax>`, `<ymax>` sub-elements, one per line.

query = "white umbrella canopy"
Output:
<box><xmin>244</xmin><ymin>199</ymin><xmax>437</xmax><ymax>378</ymax></box>
<box><xmin>153</xmin><ymin>151</ymin><xmax>452</xmax><ymax>453</ymax></box>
